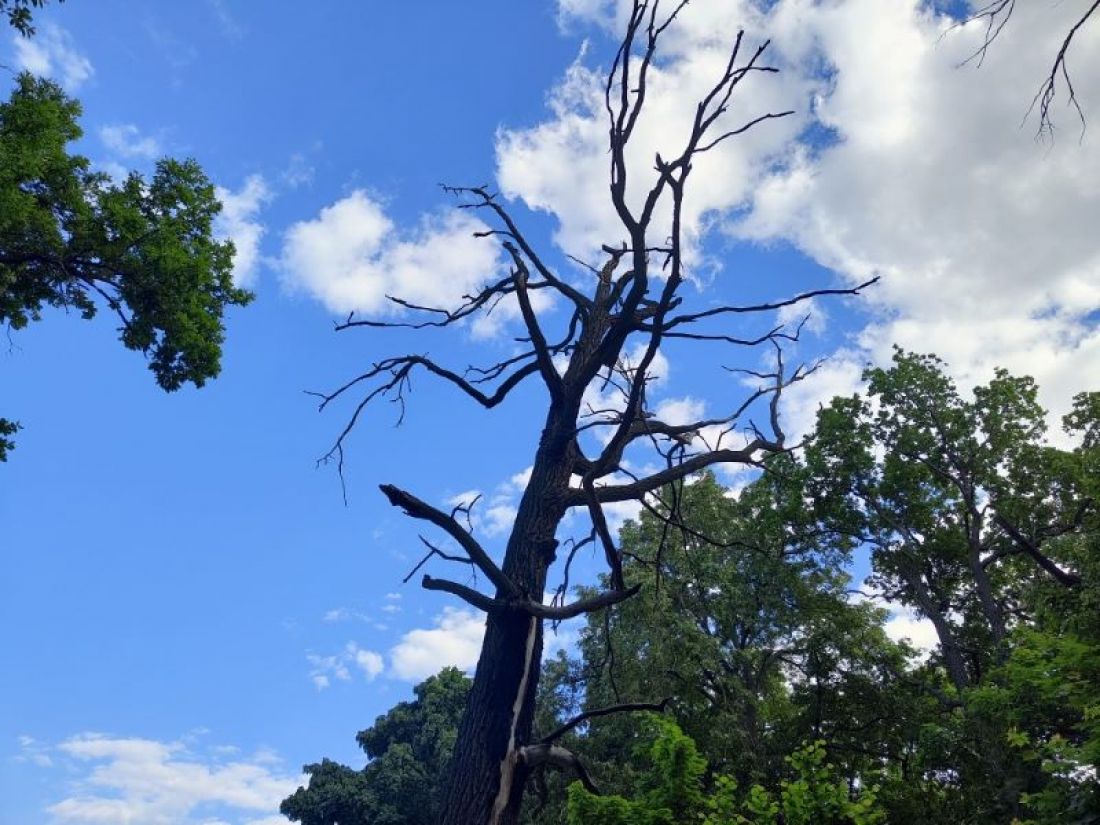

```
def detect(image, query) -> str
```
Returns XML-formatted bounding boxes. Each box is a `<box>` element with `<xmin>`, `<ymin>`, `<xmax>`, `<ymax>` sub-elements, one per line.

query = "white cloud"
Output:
<box><xmin>777</xmin><ymin>353</ymin><xmax>865</xmax><ymax>443</ymax></box>
<box><xmin>497</xmin><ymin>4</ymin><xmax>810</xmax><ymax>261</ymax></box>
<box><xmin>443</xmin><ymin>488</ymin><xmax>516</xmax><ymax>538</ymax></box>
<box><xmin>12</xmin><ymin>24</ymin><xmax>93</xmax><ymax>91</ymax></box>
<box><xmin>306</xmin><ymin>641</ymin><xmax>384</xmax><ymax>689</ymax></box>
<box><xmin>14</xmin><ymin>734</ymin><xmax>53</xmax><ymax>767</ymax></box>
<box><xmin>883</xmin><ymin>606</ymin><xmax>939</xmax><ymax>654</ymax></box>
<box><xmin>353</xmin><ymin>647</ymin><xmax>385</xmax><ymax>680</ymax></box>
<box><xmin>215</xmin><ymin>175</ymin><xmax>272</xmax><ymax>288</ymax></box>
<box><xmin>44</xmin><ymin>733</ymin><xmax>301</xmax><ymax>825</ymax></box>
<box><xmin>321</xmin><ymin>607</ymin><xmax>368</xmax><ymax>623</ymax></box>
<box><xmin>510</xmin><ymin>466</ymin><xmax>534</xmax><ymax>491</ymax></box>
<box><xmin>99</xmin><ymin>124</ymin><xmax>161</xmax><ymax>160</ymax></box>
<box><xmin>535</xmin><ymin>0</ymin><xmax>1098</xmax><ymax>433</ymax></box>
<box><xmin>389</xmin><ymin>607</ymin><xmax>485</xmax><ymax>681</ymax></box>
<box><xmin>654</xmin><ymin>396</ymin><xmax>705</xmax><ymax>426</ymax></box>
<box><xmin>732</xmin><ymin>0</ymin><xmax>1100</xmax><ymax>425</ymax></box>
<box><xmin>280</xmin><ymin>190</ymin><xmax>504</xmax><ymax>320</ymax></box>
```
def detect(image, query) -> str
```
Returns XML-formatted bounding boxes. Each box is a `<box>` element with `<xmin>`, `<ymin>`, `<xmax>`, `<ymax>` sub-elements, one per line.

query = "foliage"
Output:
<box><xmin>0</xmin><ymin>0</ymin><xmax>58</xmax><ymax>36</ymax></box>
<box><xmin>0</xmin><ymin>73</ymin><xmax>251</xmax><ymax>459</ymax></box>
<box><xmin>565</xmin><ymin>718</ymin><xmax>884</xmax><ymax>825</ymax></box>
<box><xmin>301</xmin><ymin>354</ymin><xmax>1098</xmax><ymax>825</ymax></box>
<box><xmin>280</xmin><ymin>668</ymin><xmax>470</xmax><ymax>825</ymax></box>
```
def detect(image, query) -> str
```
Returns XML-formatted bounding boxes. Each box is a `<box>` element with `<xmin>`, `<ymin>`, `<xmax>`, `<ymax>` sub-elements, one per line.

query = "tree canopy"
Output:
<box><xmin>0</xmin><ymin>73</ymin><xmax>251</xmax><ymax>460</ymax></box>
<box><xmin>288</xmin><ymin>353</ymin><xmax>1099</xmax><ymax>825</ymax></box>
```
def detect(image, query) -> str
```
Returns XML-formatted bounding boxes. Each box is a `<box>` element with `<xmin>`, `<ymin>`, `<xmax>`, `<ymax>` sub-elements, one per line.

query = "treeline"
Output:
<box><xmin>283</xmin><ymin>351</ymin><xmax>1099</xmax><ymax>824</ymax></box>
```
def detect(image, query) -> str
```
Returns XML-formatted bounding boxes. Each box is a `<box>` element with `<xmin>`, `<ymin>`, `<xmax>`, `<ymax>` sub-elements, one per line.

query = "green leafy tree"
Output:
<box><xmin>281</xmin><ymin>668</ymin><xmax>471</xmax><ymax>825</ymax></box>
<box><xmin>806</xmin><ymin>351</ymin><xmax>1099</xmax><ymax>821</ymax></box>
<box><xmin>566</xmin><ymin>717</ymin><xmax>884</xmax><ymax>825</ymax></box>
<box><xmin>1</xmin><ymin>73</ymin><xmax>251</xmax><ymax>459</ymax></box>
<box><xmin>558</xmin><ymin>471</ymin><xmax>913</xmax><ymax>794</ymax></box>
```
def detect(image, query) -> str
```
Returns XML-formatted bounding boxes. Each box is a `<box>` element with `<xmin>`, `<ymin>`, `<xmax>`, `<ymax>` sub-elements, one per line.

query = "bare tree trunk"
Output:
<box><xmin>440</xmin><ymin>610</ymin><xmax>545</xmax><ymax>825</ymax></box>
<box><xmin>440</xmin><ymin>410</ymin><xmax>575</xmax><ymax>825</ymax></box>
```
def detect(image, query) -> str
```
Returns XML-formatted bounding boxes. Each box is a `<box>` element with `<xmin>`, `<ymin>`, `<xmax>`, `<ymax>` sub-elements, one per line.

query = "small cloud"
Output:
<box><xmin>883</xmin><ymin>607</ymin><xmax>939</xmax><ymax>654</ymax></box>
<box><xmin>99</xmin><ymin>124</ymin><xmax>161</xmax><ymax>160</ymax></box>
<box><xmin>389</xmin><ymin>607</ymin><xmax>485</xmax><ymax>681</ymax></box>
<box><xmin>483</xmin><ymin>503</ymin><xmax>517</xmax><ymax>537</ymax></box>
<box><xmin>215</xmin><ymin>175</ymin><xmax>272</xmax><ymax>288</ymax></box>
<box><xmin>14</xmin><ymin>734</ymin><xmax>52</xmax><ymax>767</ymax></box>
<box><xmin>12</xmin><ymin>24</ymin><xmax>93</xmax><ymax>91</ymax></box>
<box><xmin>305</xmin><ymin>652</ymin><xmax>350</xmax><ymax>690</ymax></box>
<box><xmin>653</xmin><ymin>396</ymin><xmax>705</xmax><ymax>426</ymax></box>
<box><xmin>306</xmin><ymin>642</ymin><xmax>384</xmax><ymax>688</ymax></box>
<box><xmin>322</xmin><ymin>607</ymin><xmax>369</xmax><ymax>623</ymax></box>
<box><xmin>280</xmin><ymin>190</ymin><xmax>505</xmax><ymax>327</ymax></box>
<box><xmin>510</xmin><ymin>466</ymin><xmax>533</xmax><ymax>491</ymax></box>
<box><xmin>280</xmin><ymin>152</ymin><xmax>314</xmax><ymax>189</ymax></box>
<box><xmin>351</xmin><ymin>645</ymin><xmax>384</xmax><ymax>680</ymax></box>
<box><xmin>93</xmin><ymin>159</ymin><xmax>130</xmax><ymax>185</ymax></box>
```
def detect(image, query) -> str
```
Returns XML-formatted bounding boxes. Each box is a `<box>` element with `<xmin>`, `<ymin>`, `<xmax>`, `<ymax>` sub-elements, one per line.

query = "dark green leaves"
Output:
<box><xmin>0</xmin><ymin>74</ymin><xmax>251</xmax><ymax>458</ymax></box>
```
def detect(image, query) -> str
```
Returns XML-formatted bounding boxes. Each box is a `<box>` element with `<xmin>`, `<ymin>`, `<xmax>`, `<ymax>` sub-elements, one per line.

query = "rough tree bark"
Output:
<box><xmin>315</xmin><ymin>3</ymin><xmax>875</xmax><ymax>823</ymax></box>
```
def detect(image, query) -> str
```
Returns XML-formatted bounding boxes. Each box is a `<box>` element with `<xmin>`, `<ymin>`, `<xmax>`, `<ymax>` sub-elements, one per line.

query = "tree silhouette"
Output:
<box><xmin>315</xmin><ymin>3</ymin><xmax>874</xmax><ymax>822</ymax></box>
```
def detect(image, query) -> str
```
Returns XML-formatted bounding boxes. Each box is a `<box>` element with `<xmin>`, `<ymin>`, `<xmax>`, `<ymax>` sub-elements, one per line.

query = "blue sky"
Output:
<box><xmin>2</xmin><ymin>1</ymin><xmax>1098</xmax><ymax>822</ymax></box>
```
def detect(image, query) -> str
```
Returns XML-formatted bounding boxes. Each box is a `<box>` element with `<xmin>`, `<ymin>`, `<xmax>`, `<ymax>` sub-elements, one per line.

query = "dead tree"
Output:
<box><xmin>959</xmin><ymin>0</ymin><xmax>1100</xmax><ymax>138</ymax></box>
<box><xmin>314</xmin><ymin>3</ymin><xmax>874</xmax><ymax>823</ymax></box>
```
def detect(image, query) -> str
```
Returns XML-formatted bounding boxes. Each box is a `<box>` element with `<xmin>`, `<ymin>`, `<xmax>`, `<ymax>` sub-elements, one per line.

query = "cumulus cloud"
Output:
<box><xmin>389</xmin><ymin>607</ymin><xmax>485</xmax><ymax>681</ymax></box>
<box><xmin>496</xmin><ymin>13</ymin><xmax>810</xmax><ymax>262</ymax></box>
<box><xmin>280</xmin><ymin>190</ymin><xmax>504</xmax><ymax>319</ymax></box>
<box><xmin>521</xmin><ymin>0</ymin><xmax>1099</xmax><ymax>434</ymax></box>
<box><xmin>215</xmin><ymin>175</ymin><xmax>272</xmax><ymax>288</ymax></box>
<box><xmin>99</xmin><ymin>124</ymin><xmax>161</xmax><ymax>160</ymax></box>
<box><xmin>12</xmin><ymin>24</ymin><xmax>93</xmax><ymax>90</ymax></box>
<box><xmin>43</xmin><ymin>733</ymin><xmax>301</xmax><ymax>825</ymax></box>
<box><xmin>733</xmin><ymin>0</ymin><xmax>1100</xmax><ymax>423</ymax></box>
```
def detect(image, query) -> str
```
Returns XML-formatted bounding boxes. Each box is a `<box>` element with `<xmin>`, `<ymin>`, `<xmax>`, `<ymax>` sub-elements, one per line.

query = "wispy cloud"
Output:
<box><xmin>99</xmin><ymin>124</ymin><xmax>162</xmax><ymax>160</ymax></box>
<box><xmin>206</xmin><ymin>0</ymin><xmax>246</xmax><ymax>40</ymax></box>
<box><xmin>11</xmin><ymin>24</ymin><xmax>93</xmax><ymax>91</ymax></box>
<box><xmin>215</xmin><ymin>174</ymin><xmax>272</xmax><ymax>288</ymax></box>
<box><xmin>306</xmin><ymin>641</ymin><xmax>385</xmax><ymax>690</ymax></box>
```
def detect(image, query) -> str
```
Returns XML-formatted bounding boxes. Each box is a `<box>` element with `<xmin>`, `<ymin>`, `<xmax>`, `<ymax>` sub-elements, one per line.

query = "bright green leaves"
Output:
<box><xmin>565</xmin><ymin>716</ymin><xmax>705</xmax><ymax>825</ymax></box>
<box><xmin>0</xmin><ymin>73</ymin><xmax>252</xmax><ymax>458</ymax></box>
<box><xmin>565</xmin><ymin>721</ymin><xmax>885</xmax><ymax>825</ymax></box>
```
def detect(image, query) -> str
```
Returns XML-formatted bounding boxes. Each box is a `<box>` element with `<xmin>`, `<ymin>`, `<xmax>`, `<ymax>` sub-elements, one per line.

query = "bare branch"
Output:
<box><xmin>517</xmin><ymin>584</ymin><xmax>641</xmax><ymax>621</ymax></box>
<box><xmin>381</xmin><ymin>484</ymin><xmax>520</xmax><ymax>599</ymax></box>
<box><xmin>517</xmin><ymin>744</ymin><xmax>600</xmax><ymax>795</ymax></box>
<box><xmin>422</xmin><ymin>574</ymin><xmax>503</xmax><ymax>613</ymax></box>
<box><xmin>539</xmin><ymin>698</ymin><xmax>671</xmax><ymax>745</ymax></box>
